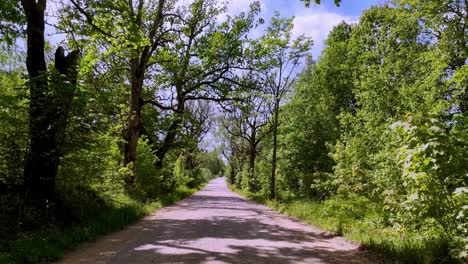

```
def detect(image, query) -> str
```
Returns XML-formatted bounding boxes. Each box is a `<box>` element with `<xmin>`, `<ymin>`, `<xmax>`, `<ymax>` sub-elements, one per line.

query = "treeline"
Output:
<box><xmin>225</xmin><ymin>1</ymin><xmax>467</xmax><ymax>263</ymax></box>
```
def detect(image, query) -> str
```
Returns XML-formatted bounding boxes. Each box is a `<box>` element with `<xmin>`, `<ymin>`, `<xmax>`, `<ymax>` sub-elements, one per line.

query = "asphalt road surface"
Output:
<box><xmin>57</xmin><ymin>177</ymin><xmax>385</xmax><ymax>264</ymax></box>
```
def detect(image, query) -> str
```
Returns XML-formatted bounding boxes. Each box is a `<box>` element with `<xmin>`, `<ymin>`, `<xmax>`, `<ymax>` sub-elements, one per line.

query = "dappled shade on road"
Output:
<box><xmin>57</xmin><ymin>178</ymin><xmax>384</xmax><ymax>264</ymax></box>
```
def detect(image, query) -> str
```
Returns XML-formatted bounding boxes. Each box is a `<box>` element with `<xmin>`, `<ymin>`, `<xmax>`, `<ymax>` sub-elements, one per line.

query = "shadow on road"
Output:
<box><xmin>58</xmin><ymin>178</ymin><xmax>384</xmax><ymax>264</ymax></box>
<box><xmin>107</xmin><ymin>179</ymin><xmax>379</xmax><ymax>263</ymax></box>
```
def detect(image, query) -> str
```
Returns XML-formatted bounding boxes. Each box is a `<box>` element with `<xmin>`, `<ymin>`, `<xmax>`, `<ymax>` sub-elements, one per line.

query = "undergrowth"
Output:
<box><xmin>0</xmin><ymin>185</ymin><xmax>199</xmax><ymax>264</ymax></box>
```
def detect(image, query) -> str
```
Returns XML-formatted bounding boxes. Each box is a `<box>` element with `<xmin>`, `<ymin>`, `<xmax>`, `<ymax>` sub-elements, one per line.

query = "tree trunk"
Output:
<box><xmin>236</xmin><ymin>150</ymin><xmax>246</xmax><ymax>188</ymax></box>
<box><xmin>229</xmin><ymin>160</ymin><xmax>236</xmax><ymax>185</ymax></box>
<box><xmin>248</xmin><ymin>128</ymin><xmax>256</xmax><ymax>191</ymax></box>
<box><xmin>269</xmin><ymin>98</ymin><xmax>280</xmax><ymax>200</ymax></box>
<box><xmin>155</xmin><ymin>97</ymin><xmax>185</xmax><ymax>168</ymax></box>
<box><xmin>229</xmin><ymin>139</ymin><xmax>237</xmax><ymax>185</ymax></box>
<box><xmin>22</xmin><ymin>0</ymin><xmax>48</xmax><ymax>210</ymax></box>
<box><xmin>155</xmin><ymin>120</ymin><xmax>180</xmax><ymax>168</ymax></box>
<box><xmin>123</xmin><ymin>58</ymin><xmax>145</xmax><ymax>184</ymax></box>
<box><xmin>22</xmin><ymin>0</ymin><xmax>80</xmax><ymax>214</ymax></box>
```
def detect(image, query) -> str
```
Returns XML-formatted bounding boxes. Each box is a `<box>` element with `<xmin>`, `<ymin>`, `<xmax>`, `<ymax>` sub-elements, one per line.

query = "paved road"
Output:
<box><xmin>57</xmin><ymin>178</ymin><xmax>384</xmax><ymax>264</ymax></box>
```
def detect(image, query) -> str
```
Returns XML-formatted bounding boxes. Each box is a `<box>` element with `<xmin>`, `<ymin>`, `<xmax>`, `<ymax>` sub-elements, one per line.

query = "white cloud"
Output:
<box><xmin>292</xmin><ymin>12</ymin><xmax>357</xmax><ymax>58</ymax></box>
<box><xmin>224</xmin><ymin>0</ymin><xmax>267</xmax><ymax>18</ymax></box>
<box><xmin>223</xmin><ymin>1</ymin><xmax>358</xmax><ymax>58</ymax></box>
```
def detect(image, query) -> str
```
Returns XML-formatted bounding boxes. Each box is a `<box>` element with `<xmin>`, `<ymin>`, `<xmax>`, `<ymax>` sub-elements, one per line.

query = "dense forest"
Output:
<box><xmin>0</xmin><ymin>0</ymin><xmax>467</xmax><ymax>263</ymax></box>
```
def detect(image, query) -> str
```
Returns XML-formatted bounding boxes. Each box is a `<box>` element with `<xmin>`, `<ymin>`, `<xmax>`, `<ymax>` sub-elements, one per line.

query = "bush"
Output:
<box><xmin>391</xmin><ymin>115</ymin><xmax>468</xmax><ymax>259</ymax></box>
<box><xmin>135</xmin><ymin>136</ymin><xmax>162</xmax><ymax>199</ymax></box>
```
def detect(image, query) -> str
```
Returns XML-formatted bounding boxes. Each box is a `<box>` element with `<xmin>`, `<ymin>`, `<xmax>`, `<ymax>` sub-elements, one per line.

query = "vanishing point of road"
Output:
<box><xmin>57</xmin><ymin>178</ymin><xmax>387</xmax><ymax>264</ymax></box>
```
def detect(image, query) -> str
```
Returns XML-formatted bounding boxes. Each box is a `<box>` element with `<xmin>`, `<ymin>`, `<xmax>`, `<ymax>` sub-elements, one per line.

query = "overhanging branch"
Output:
<box><xmin>144</xmin><ymin>99</ymin><xmax>182</xmax><ymax>113</ymax></box>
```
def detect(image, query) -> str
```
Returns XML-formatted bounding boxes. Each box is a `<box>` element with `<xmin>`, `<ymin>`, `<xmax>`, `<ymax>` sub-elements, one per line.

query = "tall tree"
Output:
<box><xmin>21</xmin><ymin>0</ymin><xmax>80</xmax><ymax>213</ymax></box>
<box><xmin>65</xmin><ymin>0</ymin><xmax>171</xmax><ymax>183</ymax></box>
<box><xmin>393</xmin><ymin>0</ymin><xmax>467</xmax><ymax>111</ymax></box>
<box><xmin>256</xmin><ymin>13</ymin><xmax>312</xmax><ymax>199</ymax></box>
<box><xmin>331</xmin><ymin>6</ymin><xmax>450</xmax><ymax>199</ymax></box>
<box><xmin>224</xmin><ymin>75</ymin><xmax>271</xmax><ymax>190</ymax></box>
<box><xmin>219</xmin><ymin>117</ymin><xmax>245</xmax><ymax>185</ymax></box>
<box><xmin>222</xmin><ymin>116</ymin><xmax>248</xmax><ymax>187</ymax></box>
<box><xmin>280</xmin><ymin>22</ymin><xmax>355</xmax><ymax>197</ymax></box>
<box><xmin>150</xmin><ymin>0</ymin><xmax>261</xmax><ymax>167</ymax></box>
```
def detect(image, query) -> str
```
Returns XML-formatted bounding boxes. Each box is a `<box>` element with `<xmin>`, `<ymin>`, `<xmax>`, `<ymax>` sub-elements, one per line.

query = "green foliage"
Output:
<box><xmin>331</xmin><ymin>5</ymin><xmax>441</xmax><ymax>198</ymax></box>
<box><xmin>173</xmin><ymin>154</ymin><xmax>190</xmax><ymax>187</ymax></box>
<box><xmin>134</xmin><ymin>136</ymin><xmax>162</xmax><ymax>199</ymax></box>
<box><xmin>279</xmin><ymin>22</ymin><xmax>354</xmax><ymax>198</ymax></box>
<box><xmin>57</xmin><ymin>132</ymin><xmax>124</xmax><ymax>199</ymax></box>
<box><xmin>394</xmin><ymin>0</ymin><xmax>467</xmax><ymax>70</ymax></box>
<box><xmin>173</xmin><ymin>151</ymin><xmax>221</xmax><ymax>189</ymax></box>
<box><xmin>391</xmin><ymin>115</ymin><xmax>468</xmax><ymax>258</ymax></box>
<box><xmin>240</xmin><ymin>165</ymin><xmax>251</xmax><ymax>191</ymax></box>
<box><xmin>246</xmin><ymin>11</ymin><xmax>313</xmax><ymax>199</ymax></box>
<box><xmin>199</xmin><ymin>151</ymin><xmax>225</xmax><ymax>177</ymax></box>
<box><xmin>246</xmin><ymin>4</ymin><xmax>466</xmax><ymax>262</ymax></box>
<box><xmin>0</xmin><ymin>47</ymin><xmax>29</xmax><ymax>245</ymax></box>
<box><xmin>232</xmin><ymin>184</ymin><xmax>455</xmax><ymax>263</ymax></box>
<box><xmin>0</xmin><ymin>47</ymin><xmax>28</xmax><ymax>185</ymax></box>
<box><xmin>0</xmin><ymin>0</ymin><xmax>25</xmax><ymax>45</ymax></box>
<box><xmin>3</xmin><ymin>186</ymin><xmax>199</xmax><ymax>264</ymax></box>
<box><xmin>246</xmin><ymin>153</ymin><xmax>271</xmax><ymax>196</ymax></box>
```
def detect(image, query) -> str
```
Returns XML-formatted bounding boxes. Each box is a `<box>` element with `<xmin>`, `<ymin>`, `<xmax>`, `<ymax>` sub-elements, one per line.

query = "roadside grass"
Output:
<box><xmin>0</xmin><ymin>185</ymin><xmax>199</xmax><ymax>264</ymax></box>
<box><xmin>229</xmin><ymin>184</ymin><xmax>455</xmax><ymax>264</ymax></box>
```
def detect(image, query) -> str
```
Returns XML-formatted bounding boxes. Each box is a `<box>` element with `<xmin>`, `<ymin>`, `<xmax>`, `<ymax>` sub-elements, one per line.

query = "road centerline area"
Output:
<box><xmin>57</xmin><ymin>178</ymin><xmax>383</xmax><ymax>264</ymax></box>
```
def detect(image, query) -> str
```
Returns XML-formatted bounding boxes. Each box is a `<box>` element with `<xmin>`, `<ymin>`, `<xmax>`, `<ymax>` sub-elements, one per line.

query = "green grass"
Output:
<box><xmin>229</xmin><ymin>184</ymin><xmax>456</xmax><ymax>264</ymax></box>
<box><xmin>0</xmin><ymin>185</ymin><xmax>200</xmax><ymax>264</ymax></box>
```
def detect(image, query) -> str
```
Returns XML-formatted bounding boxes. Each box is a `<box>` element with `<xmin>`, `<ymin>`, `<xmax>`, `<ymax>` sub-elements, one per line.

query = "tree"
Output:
<box><xmin>220</xmin><ymin>119</ymin><xmax>244</xmax><ymax>185</ymax></box>
<box><xmin>200</xmin><ymin>150</ymin><xmax>225</xmax><ymax>177</ymax></box>
<box><xmin>255</xmin><ymin>13</ymin><xmax>312</xmax><ymax>199</ymax></box>
<box><xmin>393</xmin><ymin>0</ymin><xmax>467</xmax><ymax>111</ymax></box>
<box><xmin>149</xmin><ymin>0</ymin><xmax>261</xmax><ymax>168</ymax></box>
<box><xmin>223</xmin><ymin>74</ymin><xmax>271</xmax><ymax>191</ymax></box>
<box><xmin>64</xmin><ymin>0</ymin><xmax>170</xmax><ymax>184</ymax></box>
<box><xmin>280</xmin><ymin>22</ymin><xmax>355</xmax><ymax>197</ymax></box>
<box><xmin>21</xmin><ymin>0</ymin><xmax>80</xmax><ymax>214</ymax></box>
<box><xmin>330</xmin><ymin>6</ymin><xmax>446</xmax><ymax>198</ymax></box>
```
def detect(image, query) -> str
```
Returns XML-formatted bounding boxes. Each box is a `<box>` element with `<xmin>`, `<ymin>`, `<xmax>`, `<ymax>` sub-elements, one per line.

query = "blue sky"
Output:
<box><xmin>226</xmin><ymin>0</ymin><xmax>382</xmax><ymax>58</ymax></box>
